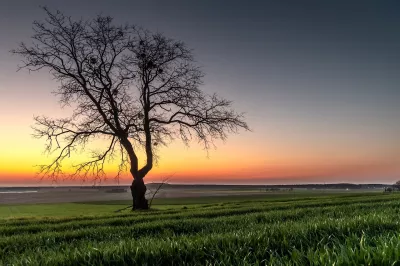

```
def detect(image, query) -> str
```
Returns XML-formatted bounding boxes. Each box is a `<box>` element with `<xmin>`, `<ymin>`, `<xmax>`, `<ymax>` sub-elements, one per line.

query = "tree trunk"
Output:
<box><xmin>130</xmin><ymin>178</ymin><xmax>149</xmax><ymax>210</ymax></box>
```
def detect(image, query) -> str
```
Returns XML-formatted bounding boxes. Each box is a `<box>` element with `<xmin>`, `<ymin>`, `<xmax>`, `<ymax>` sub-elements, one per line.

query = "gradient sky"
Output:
<box><xmin>0</xmin><ymin>0</ymin><xmax>399</xmax><ymax>185</ymax></box>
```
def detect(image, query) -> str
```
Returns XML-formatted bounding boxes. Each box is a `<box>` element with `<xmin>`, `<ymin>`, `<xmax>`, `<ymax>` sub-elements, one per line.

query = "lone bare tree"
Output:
<box><xmin>13</xmin><ymin>8</ymin><xmax>249</xmax><ymax>210</ymax></box>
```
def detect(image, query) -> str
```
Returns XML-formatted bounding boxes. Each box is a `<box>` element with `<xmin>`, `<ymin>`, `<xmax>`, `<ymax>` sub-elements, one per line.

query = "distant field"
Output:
<box><xmin>0</xmin><ymin>193</ymin><xmax>319</xmax><ymax>218</ymax></box>
<box><xmin>0</xmin><ymin>185</ymin><xmax>383</xmax><ymax>205</ymax></box>
<box><xmin>0</xmin><ymin>191</ymin><xmax>375</xmax><ymax>217</ymax></box>
<box><xmin>2</xmin><ymin>192</ymin><xmax>400</xmax><ymax>265</ymax></box>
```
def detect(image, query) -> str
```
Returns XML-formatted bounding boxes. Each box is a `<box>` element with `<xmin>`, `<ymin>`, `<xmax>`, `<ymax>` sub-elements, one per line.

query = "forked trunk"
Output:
<box><xmin>130</xmin><ymin>178</ymin><xmax>149</xmax><ymax>210</ymax></box>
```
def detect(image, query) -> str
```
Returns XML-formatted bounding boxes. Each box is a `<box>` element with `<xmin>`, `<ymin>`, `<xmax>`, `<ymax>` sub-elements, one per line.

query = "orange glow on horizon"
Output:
<box><xmin>1</xmin><ymin>81</ymin><xmax>399</xmax><ymax>186</ymax></box>
<box><xmin>1</xmin><ymin>158</ymin><xmax>398</xmax><ymax>185</ymax></box>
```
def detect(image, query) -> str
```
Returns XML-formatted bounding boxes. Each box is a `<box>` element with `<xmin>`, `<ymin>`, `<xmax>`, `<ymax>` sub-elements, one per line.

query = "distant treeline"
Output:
<box><xmin>148</xmin><ymin>183</ymin><xmax>390</xmax><ymax>190</ymax></box>
<box><xmin>263</xmin><ymin>183</ymin><xmax>388</xmax><ymax>189</ymax></box>
<box><xmin>0</xmin><ymin>183</ymin><xmax>390</xmax><ymax>191</ymax></box>
<box><xmin>156</xmin><ymin>183</ymin><xmax>389</xmax><ymax>189</ymax></box>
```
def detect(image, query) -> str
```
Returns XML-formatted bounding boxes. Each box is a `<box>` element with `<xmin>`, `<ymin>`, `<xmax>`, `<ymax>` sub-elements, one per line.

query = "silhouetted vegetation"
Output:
<box><xmin>393</xmin><ymin>180</ymin><xmax>400</xmax><ymax>191</ymax></box>
<box><xmin>12</xmin><ymin>8</ymin><xmax>249</xmax><ymax>210</ymax></box>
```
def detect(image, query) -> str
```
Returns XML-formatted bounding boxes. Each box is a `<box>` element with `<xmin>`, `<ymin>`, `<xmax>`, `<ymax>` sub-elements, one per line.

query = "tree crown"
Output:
<box><xmin>13</xmin><ymin>8</ymin><xmax>250</xmax><ymax>183</ymax></box>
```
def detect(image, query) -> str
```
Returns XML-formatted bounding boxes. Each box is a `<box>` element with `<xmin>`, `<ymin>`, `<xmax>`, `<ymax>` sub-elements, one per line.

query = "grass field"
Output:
<box><xmin>1</xmin><ymin>192</ymin><xmax>400</xmax><ymax>265</ymax></box>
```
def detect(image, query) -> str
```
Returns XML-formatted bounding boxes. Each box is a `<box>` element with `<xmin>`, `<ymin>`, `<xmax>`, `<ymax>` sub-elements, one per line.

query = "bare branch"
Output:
<box><xmin>13</xmin><ymin>8</ymin><xmax>249</xmax><ymax>193</ymax></box>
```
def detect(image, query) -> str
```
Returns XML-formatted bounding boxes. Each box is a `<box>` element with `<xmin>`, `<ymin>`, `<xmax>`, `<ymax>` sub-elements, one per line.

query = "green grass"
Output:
<box><xmin>0</xmin><ymin>191</ymin><xmax>363</xmax><ymax>218</ymax></box>
<box><xmin>0</xmin><ymin>194</ymin><xmax>277</xmax><ymax>218</ymax></box>
<box><xmin>1</xmin><ymin>192</ymin><xmax>400</xmax><ymax>265</ymax></box>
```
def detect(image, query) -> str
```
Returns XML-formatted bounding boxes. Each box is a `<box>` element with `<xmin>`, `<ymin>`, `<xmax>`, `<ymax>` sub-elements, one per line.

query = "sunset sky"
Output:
<box><xmin>0</xmin><ymin>0</ymin><xmax>399</xmax><ymax>185</ymax></box>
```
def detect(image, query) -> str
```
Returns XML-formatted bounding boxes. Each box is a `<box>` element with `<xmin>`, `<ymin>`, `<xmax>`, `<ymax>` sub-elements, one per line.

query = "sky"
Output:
<box><xmin>0</xmin><ymin>0</ymin><xmax>399</xmax><ymax>185</ymax></box>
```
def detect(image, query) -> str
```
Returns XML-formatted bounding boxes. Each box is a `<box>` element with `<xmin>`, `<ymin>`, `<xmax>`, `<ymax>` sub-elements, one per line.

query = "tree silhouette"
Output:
<box><xmin>12</xmin><ymin>8</ymin><xmax>249</xmax><ymax>210</ymax></box>
<box><xmin>393</xmin><ymin>180</ymin><xmax>400</xmax><ymax>191</ymax></box>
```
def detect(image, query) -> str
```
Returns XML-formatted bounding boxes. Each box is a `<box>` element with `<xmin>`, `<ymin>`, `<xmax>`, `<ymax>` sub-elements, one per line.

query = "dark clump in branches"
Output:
<box><xmin>12</xmin><ymin>8</ymin><xmax>249</xmax><ymax>210</ymax></box>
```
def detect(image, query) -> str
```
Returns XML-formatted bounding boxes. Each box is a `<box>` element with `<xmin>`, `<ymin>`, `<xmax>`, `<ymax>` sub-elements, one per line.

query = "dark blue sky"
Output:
<box><xmin>0</xmin><ymin>0</ymin><xmax>399</xmax><ymax>184</ymax></box>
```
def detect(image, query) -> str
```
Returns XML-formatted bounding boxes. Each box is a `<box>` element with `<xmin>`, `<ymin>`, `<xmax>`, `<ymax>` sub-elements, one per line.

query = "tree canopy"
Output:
<box><xmin>12</xmin><ymin>8</ymin><xmax>250</xmax><ymax>185</ymax></box>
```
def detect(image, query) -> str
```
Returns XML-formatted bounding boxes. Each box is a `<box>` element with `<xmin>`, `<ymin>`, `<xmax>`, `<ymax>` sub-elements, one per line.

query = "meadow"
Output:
<box><xmin>1</xmin><ymin>192</ymin><xmax>400</xmax><ymax>265</ymax></box>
